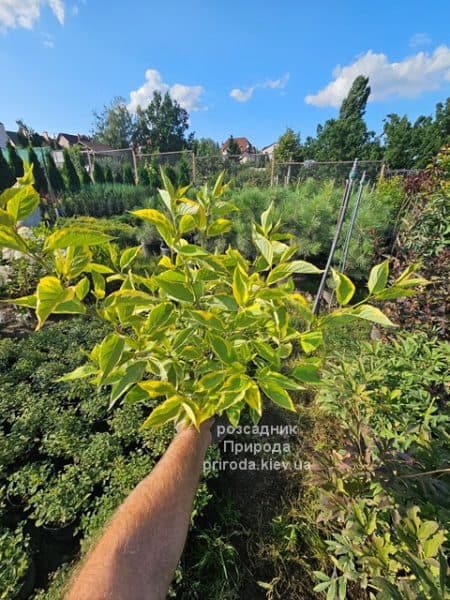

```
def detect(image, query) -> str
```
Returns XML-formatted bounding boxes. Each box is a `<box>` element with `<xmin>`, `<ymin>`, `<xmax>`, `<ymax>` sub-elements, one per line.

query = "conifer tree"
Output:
<box><xmin>123</xmin><ymin>163</ymin><xmax>135</xmax><ymax>185</ymax></box>
<box><xmin>114</xmin><ymin>169</ymin><xmax>123</xmax><ymax>184</ymax></box>
<box><xmin>63</xmin><ymin>149</ymin><xmax>81</xmax><ymax>192</ymax></box>
<box><xmin>93</xmin><ymin>162</ymin><xmax>106</xmax><ymax>184</ymax></box>
<box><xmin>7</xmin><ymin>143</ymin><xmax>24</xmax><ymax>179</ymax></box>
<box><xmin>0</xmin><ymin>150</ymin><xmax>15</xmax><ymax>192</ymax></box>
<box><xmin>28</xmin><ymin>147</ymin><xmax>48</xmax><ymax>195</ymax></box>
<box><xmin>46</xmin><ymin>152</ymin><xmax>65</xmax><ymax>195</ymax></box>
<box><xmin>104</xmin><ymin>165</ymin><xmax>114</xmax><ymax>184</ymax></box>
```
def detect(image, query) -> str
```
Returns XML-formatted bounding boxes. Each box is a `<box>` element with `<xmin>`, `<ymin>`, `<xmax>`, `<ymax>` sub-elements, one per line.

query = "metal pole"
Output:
<box><xmin>312</xmin><ymin>159</ymin><xmax>358</xmax><ymax>315</ymax></box>
<box><xmin>339</xmin><ymin>171</ymin><xmax>366</xmax><ymax>273</ymax></box>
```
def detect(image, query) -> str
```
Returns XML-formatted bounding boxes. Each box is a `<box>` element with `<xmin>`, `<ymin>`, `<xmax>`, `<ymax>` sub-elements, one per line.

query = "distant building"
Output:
<box><xmin>261</xmin><ymin>142</ymin><xmax>277</xmax><ymax>160</ymax></box>
<box><xmin>56</xmin><ymin>133</ymin><xmax>113</xmax><ymax>153</ymax></box>
<box><xmin>0</xmin><ymin>123</ymin><xmax>7</xmax><ymax>149</ymax></box>
<box><xmin>221</xmin><ymin>137</ymin><xmax>258</xmax><ymax>163</ymax></box>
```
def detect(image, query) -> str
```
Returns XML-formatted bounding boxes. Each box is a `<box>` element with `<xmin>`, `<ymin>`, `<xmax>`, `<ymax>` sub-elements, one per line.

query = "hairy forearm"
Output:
<box><xmin>66</xmin><ymin>425</ymin><xmax>211</xmax><ymax>600</ymax></box>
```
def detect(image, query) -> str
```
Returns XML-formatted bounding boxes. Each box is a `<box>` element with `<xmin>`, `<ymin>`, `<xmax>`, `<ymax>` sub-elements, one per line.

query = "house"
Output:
<box><xmin>0</xmin><ymin>123</ymin><xmax>21</xmax><ymax>148</ymax></box>
<box><xmin>261</xmin><ymin>142</ymin><xmax>277</xmax><ymax>160</ymax></box>
<box><xmin>220</xmin><ymin>137</ymin><xmax>258</xmax><ymax>163</ymax></box>
<box><xmin>0</xmin><ymin>123</ymin><xmax>7</xmax><ymax>148</ymax></box>
<box><xmin>56</xmin><ymin>133</ymin><xmax>113</xmax><ymax>153</ymax></box>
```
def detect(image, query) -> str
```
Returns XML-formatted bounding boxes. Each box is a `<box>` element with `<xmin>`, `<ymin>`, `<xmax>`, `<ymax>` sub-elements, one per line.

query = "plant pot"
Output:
<box><xmin>15</xmin><ymin>557</ymin><xmax>36</xmax><ymax>600</ymax></box>
<box><xmin>141</xmin><ymin>242</ymin><xmax>155</xmax><ymax>258</ymax></box>
<box><xmin>6</xmin><ymin>491</ymin><xmax>25</xmax><ymax>510</ymax></box>
<box><xmin>42</xmin><ymin>519</ymin><xmax>77</xmax><ymax>542</ymax></box>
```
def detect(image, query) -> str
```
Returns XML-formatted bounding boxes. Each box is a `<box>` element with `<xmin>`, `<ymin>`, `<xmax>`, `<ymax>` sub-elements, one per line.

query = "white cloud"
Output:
<box><xmin>410</xmin><ymin>32</ymin><xmax>432</xmax><ymax>48</ymax></box>
<box><xmin>305</xmin><ymin>46</ymin><xmax>450</xmax><ymax>107</ymax></box>
<box><xmin>43</xmin><ymin>33</ymin><xmax>54</xmax><ymax>47</ymax></box>
<box><xmin>0</xmin><ymin>0</ymin><xmax>65</xmax><ymax>31</ymax></box>
<box><xmin>230</xmin><ymin>73</ymin><xmax>290</xmax><ymax>102</ymax></box>
<box><xmin>128</xmin><ymin>69</ymin><xmax>205</xmax><ymax>113</ymax></box>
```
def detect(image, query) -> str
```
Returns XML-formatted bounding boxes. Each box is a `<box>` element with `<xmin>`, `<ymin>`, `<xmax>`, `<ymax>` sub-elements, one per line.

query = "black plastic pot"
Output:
<box><xmin>42</xmin><ymin>519</ymin><xmax>77</xmax><ymax>542</ymax></box>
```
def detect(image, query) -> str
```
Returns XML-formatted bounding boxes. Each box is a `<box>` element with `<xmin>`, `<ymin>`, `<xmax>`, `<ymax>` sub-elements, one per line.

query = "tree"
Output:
<box><xmin>104</xmin><ymin>165</ymin><xmax>114</xmax><ymax>184</ymax></box>
<box><xmin>313</xmin><ymin>76</ymin><xmax>374</xmax><ymax>161</ymax></box>
<box><xmin>177</xmin><ymin>153</ymin><xmax>191</xmax><ymax>187</ymax></box>
<box><xmin>137</xmin><ymin>164</ymin><xmax>150</xmax><ymax>186</ymax></box>
<box><xmin>28</xmin><ymin>147</ymin><xmax>48</xmax><ymax>195</ymax></box>
<box><xmin>93</xmin><ymin>162</ymin><xmax>106</xmax><ymax>184</ymax></box>
<box><xmin>225</xmin><ymin>136</ymin><xmax>241</xmax><ymax>157</ymax></box>
<box><xmin>192</xmin><ymin>138</ymin><xmax>219</xmax><ymax>156</ymax></box>
<box><xmin>0</xmin><ymin>151</ymin><xmax>15</xmax><ymax>192</ymax></box>
<box><xmin>383</xmin><ymin>114</ymin><xmax>414</xmax><ymax>169</ymax></box>
<box><xmin>114</xmin><ymin>169</ymin><xmax>123</xmax><ymax>184</ymax></box>
<box><xmin>132</xmin><ymin>91</ymin><xmax>190</xmax><ymax>152</ymax></box>
<box><xmin>7</xmin><ymin>143</ymin><xmax>24</xmax><ymax>179</ymax></box>
<box><xmin>92</xmin><ymin>97</ymin><xmax>133</xmax><ymax>149</ymax></box>
<box><xmin>63</xmin><ymin>149</ymin><xmax>81</xmax><ymax>192</ymax></box>
<box><xmin>123</xmin><ymin>163</ymin><xmax>135</xmax><ymax>185</ymax></box>
<box><xmin>274</xmin><ymin>128</ymin><xmax>303</xmax><ymax>162</ymax></box>
<box><xmin>46</xmin><ymin>152</ymin><xmax>65</xmax><ymax>195</ymax></box>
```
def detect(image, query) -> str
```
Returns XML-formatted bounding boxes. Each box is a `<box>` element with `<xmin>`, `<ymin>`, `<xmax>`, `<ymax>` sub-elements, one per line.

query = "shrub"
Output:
<box><xmin>62</xmin><ymin>149</ymin><xmax>80</xmax><ymax>193</ymax></box>
<box><xmin>0</xmin><ymin>526</ymin><xmax>32</xmax><ymax>598</ymax></box>
<box><xmin>58</xmin><ymin>183</ymin><xmax>151</xmax><ymax>218</ymax></box>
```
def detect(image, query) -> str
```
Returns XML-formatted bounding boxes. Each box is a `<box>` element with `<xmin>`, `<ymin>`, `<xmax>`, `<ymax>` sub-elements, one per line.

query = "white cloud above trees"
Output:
<box><xmin>0</xmin><ymin>0</ymin><xmax>65</xmax><ymax>31</ymax></box>
<box><xmin>305</xmin><ymin>46</ymin><xmax>450</xmax><ymax>107</ymax></box>
<box><xmin>128</xmin><ymin>69</ymin><xmax>205</xmax><ymax>113</ymax></box>
<box><xmin>230</xmin><ymin>74</ymin><xmax>290</xmax><ymax>102</ymax></box>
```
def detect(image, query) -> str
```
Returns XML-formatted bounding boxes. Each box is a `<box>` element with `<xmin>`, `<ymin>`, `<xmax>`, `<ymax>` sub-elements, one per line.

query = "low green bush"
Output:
<box><xmin>57</xmin><ymin>184</ymin><xmax>154</xmax><ymax>218</ymax></box>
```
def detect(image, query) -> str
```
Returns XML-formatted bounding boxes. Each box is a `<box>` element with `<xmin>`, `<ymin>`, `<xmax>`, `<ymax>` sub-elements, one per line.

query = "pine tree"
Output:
<box><xmin>46</xmin><ymin>152</ymin><xmax>65</xmax><ymax>195</ymax></box>
<box><xmin>28</xmin><ymin>147</ymin><xmax>48</xmax><ymax>195</ymax></box>
<box><xmin>177</xmin><ymin>153</ymin><xmax>191</xmax><ymax>186</ymax></box>
<box><xmin>104</xmin><ymin>165</ymin><xmax>114</xmax><ymax>184</ymax></box>
<box><xmin>93</xmin><ymin>162</ymin><xmax>106</xmax><ymax>184</ymax></box>
<box><xmin>80</xmin><ymin>166</ymin><xmax>91</xmax><ymax>185</ymax></box>
<box><xmin>63</xmin><ymin>149</ymin><xmax>81</xmax><ymax>192</ymax></box>
<box><xmin>114</xmin><ymin>169</ymin><xmax>123</xmax><ymax>184</ymax></box>
<box><xmin>274</xmin><ymin>128</ymin><xmax>303</xmax><ymax>162</ymax></box>
<box><xmin>123</xmin><ymin>163</ymin><xmax>135</xmax><ymax>185</ymax></box>
<box><xmin>138</xmin><ymin>164</ymin><xmax>150</xmax><ymax>186</ymax></box>
<box><xmin>7</xmin><ymin>143</ymin><xmax>24</xmax><ymax>179</ymax></box>
<box><xmin>0</xmin><ymin>150</ymin><xmax>15</xmax><ymax>192</ymax></box>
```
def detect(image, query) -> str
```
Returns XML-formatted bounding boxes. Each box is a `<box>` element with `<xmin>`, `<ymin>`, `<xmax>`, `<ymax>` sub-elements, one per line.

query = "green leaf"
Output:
<box><xmin>57</xmin><ymin>364</ymin><xmax>97</xmax><ymax>382</ymax></box>
<box><xmin>119</xmin><ymin>246</ymin><xmax>141</xmax><ymax>271</ymax></box>
<box><xmin>352</xmin><ymin>305</ymin><xmax>397</xmax><ymax>327</ymax></box>
<box><xmin>245</xmin><ymin>383</ymin><xmax>262</xmax><ymax>414</ymax></box>
<box><xmin>132</xmin><ymin>208</ymin><xmax>174</xmax><ymax>246</ymax></box>
<box><xmin>207</xmin><ymin>218</ymin><xmax>231</xmax><ymax>236</ymax></box>
<box><xmin>252</xmin><ymin>227</ymin><xmax>273</xmax><ymax>266</ymax></box>
<box><xmin>141</xmin><ymin>395</ymin><xmax>182</xmax><ymax>429</ymax></box>
<box><xmin>109</xmin><ymin>361</ymin><xmax>146</xmax><ymax>409</ymax></box>
<box><xmin>291</xmin><ymin>363</ymin><xmax>321</xmax><ymax>383</ymax></box>
<box><xmin>258</xmin><ymin>380</ymin><xmax>295</xmax><ymax>411</ymax></box>
<box><xmin>260</xmin><ymin>202</ymin><xmax>274</xmax><ymax>233</ymax></box>
<box><xmin>175</xmin><ymin>244</ymin><xmax>209</xmax><ymax>257</ymax></box>
<box><xmin>156</xmin><ymin>275</ymin><xmax>194</xmax><ymax>303</ymax></box>
<box><xmin>36</xmin><ymin>276</ymin><xmax>72</xmax><ymax>329</ymax></box>
<box><xmin>368</xmin><ymin>259</ymin><xmax>389</xmax><ymax>294</ymax></box>
<box><xmin>260</xmin><ymin>371</ymin><xmax>301</xmax><ymax>390</ymax></box>
<box><xmin>75</xmin><ymin>277</ymin><xmax>90</xmax><ymax>300</ymax></box>
<box><xmin>44</xmin><ymin>228</ymin><xmax>113</xmax><ymax>250</ymax></box>
<box><xmin>0</xmin><ymin>209</ymin><xmax>14</xmax><ymax>226</ymax></box>
<box><xmin>139</xmin><ymin>380</ymin><xmax>176</xmax><ymax>398</ymax></box>
<box><xmin>179</xmin><ymin>214</ymin><xmax>196</xmax><ymax>234</ymax></box>
<box><xmin>300</xmin><ymin>330</ymin><xmax>323</xmax><ymax>353</ymax></box>
<box><xmin>52</xmin><ymin>297</ymin><xmax>86</xmax><ymax>315</ymax></box>
<box><xmin>267</xmin><ymin>260</ymin><xmax>322</xmax><ymax>285</ymax></box>
<box><xmin>92</xmin><ymin>271</ymin><xmax>105</xmax><ymax>299</ymax></box>
<box><xmin>208</xmin><ymin>333</ymin><xmax>237</xmax><ymax>364</ymax></box>
<box><xmin>98</xmin><ymin>334</ymin><xmax>125</xmax><ymax>382</ymax></box>
<box><xmin>331</xmin><ymin>269</ymin><xmax>355</xmax><ymax>305</ymax></box>
<box><xmin>198</xmin><ymin>371</ymin><xmax>227</xmax><ymax>391</ymax></box>
<box><xmin>146</xmin><ymin>302</ymin><xmax>174</xmax><ymax>331</ymax></box>
<box><xmin>6</xmin><ymin>294</ymin><xmax>37</xmax><ymax>308</ymax></box>
<box><xmin>232</xmin><ymin>265</ymin><xmax>249</xmax><ymax>306</ymax></box>
<box><xmin>0</xmin><ymin>225</ymin><xmax>29</xmax><ymax>253</ymax></box>
<box><xmin>6</xmin><ymin>185</ymin><xmax>39</xmax><ymax>222</ymax></box>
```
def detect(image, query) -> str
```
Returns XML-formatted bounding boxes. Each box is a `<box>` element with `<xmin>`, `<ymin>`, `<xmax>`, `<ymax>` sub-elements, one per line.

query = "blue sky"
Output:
<box><xmin>0</xmin><ymin>0</ymin><xmax>449</xmax><ymax>148</ymax></box>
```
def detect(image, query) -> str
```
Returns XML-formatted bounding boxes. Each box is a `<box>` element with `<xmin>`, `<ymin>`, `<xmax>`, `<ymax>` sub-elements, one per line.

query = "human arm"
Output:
<box><xmin>65</xmin><ymin>420</ymin><xmax>212</xmax><ymax>600</ymax></box>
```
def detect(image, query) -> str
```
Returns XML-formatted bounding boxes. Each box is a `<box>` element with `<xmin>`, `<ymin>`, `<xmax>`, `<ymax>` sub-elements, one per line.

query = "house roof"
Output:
<box><xmin>221</xmin><ymin>137</ymin><xmax>255</xmax><ymax>153</ymax></box>
<box><xmin>56</xmin><ymin>133</ymin><xmax>114</xmax><ymax>152</ymax></box>
<box><xmin>261</xmin><ymin>142</ymin><xmax>277</xmax><ymax>152</ymax></box>
<box><xmin>5</xmin><ymin>131</ymin><xmax>20</xmax><ymax>146</ymax></box>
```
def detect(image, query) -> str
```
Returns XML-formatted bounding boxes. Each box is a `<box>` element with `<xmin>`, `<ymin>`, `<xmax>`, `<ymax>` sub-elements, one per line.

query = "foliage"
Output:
<box><xmin>57</xmin><ymin>183</ymin><xmax>151</xmax><ymax>218</ymax></box>
<box><xmin>122</xmin><ymin>163</ymin><xmax>135</xmax><ymax>185</ymax></box>
<box><xmin>7</xmin><ymin>144</ymin><xmax>24</xmax><ymax>179</ymax></box>
<box><xmin>104</xmin><ymin>165</ymin><xmax>114</xmax><ymax>184</ymax></box>
<box><xmin>27</xmin><ymin>147</ymin><xmax>48</xmax><ymax>196</ymax></box>
<box><xmin>93</xmin><ymin>161</ymin><xmax>105</xmax><ymax>184</ymax></box>
<box><xmin>0</xmin><ymin>526</ymin><xmax>32</xmax><ymax>599</ymax></box>
<box><xmin>132</xmin><ymin>90</ymin><xmax>190</xmax><ymax>152</ymax></box>
<box><xmin>0</xmin><ymin>168</ymin><xmax>424</xmax><ymax>435</ymax></box>
<box><xmin>46</xmin><ymin>152</ymin><xmax>65</xmax><ymax>195</ymax></box>
<box><xmin>309</xmin><ymin>331</ymin><xmax>450</xmax><ymax>599</ymax></box>
<box><xmin>225</xmin><ymin>136</ymin><xmax>242</xmax><ymax>157</ymax></box>
<box><xmin>0</xmin><ymin>150</ymin><xmax>15</xmax><ymax>193</ymax></box>
<box><xmin>274</xmin><ymin>128</ymin><xmax>303</xmax><ymax>162</ymax></box>
<box><xmin>92</xmin><ymin>96</ymin><xmax>133</xmax><ymax>149</ymax></box>
<box><xmin>62</xmin><ymin>149</ymin><xmax>81</xmax><ymax>193</ymax></box>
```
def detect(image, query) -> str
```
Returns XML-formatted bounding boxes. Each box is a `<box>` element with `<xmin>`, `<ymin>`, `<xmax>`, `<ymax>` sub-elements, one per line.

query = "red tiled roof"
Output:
<box><xmin>221</xmin><ymin>137</ymin><xmax>255</xmax><ymax>153</ymax></box>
